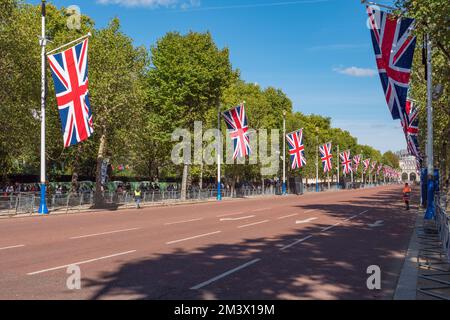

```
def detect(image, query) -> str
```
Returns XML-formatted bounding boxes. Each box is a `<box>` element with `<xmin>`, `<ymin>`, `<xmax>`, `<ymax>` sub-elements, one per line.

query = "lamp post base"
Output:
<box><xmin>38</xmin><ymin>183</ymin><xmax>49</xmax><ymax>214</ymax></box>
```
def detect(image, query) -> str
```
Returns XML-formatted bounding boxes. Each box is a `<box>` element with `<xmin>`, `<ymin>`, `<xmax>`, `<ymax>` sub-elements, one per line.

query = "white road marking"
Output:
<box><xmin>276</xmin><ymin>213</ymin><xmax>298</xmax><ymax>220</ymax></box>
<box><xmin>237</xmin><ymin>220</ymin><xmax>269</xmax><ymax>229</ymax></box>
<box><xmin>164</xmin><ymin>218</ymin><xmax>203</xmax><ymax>225</ymax></box>
<box><xmin>304</xmin><ymin>209</ymin><xmax>317</xmax><ymax>213</ymax></box>
<box><xmin>344</xmin><ymin>215</ymin><xmax>358</xmax><ymax>221</ymax></box>
<box><xmin>27</xmin><ymin>250</ymin><xmax>136</xmax><ymax>275</ymax></box>
<box><xmin>220</xmin><ymin>215</ymin><xmax>255</xmax><ymax>221</ymax></box>
<box><xmin>368</xmin><ymin>220</ymin><xmax>384</xmax><ymax>228</ymax></box>
<box><xmin>166</xmin><ymin>231</ymin><xmax>222</xmax><ymax>245</ymax></box>
<box><xmin>252</xmin><ymin>208</ymin><xmax>272</xmax><ymax>212</ymax></box>
<box><xmin>280</xmin><ymin>235</ymin><xmax>313</xmax><ymax>251</ymax></box>
<box><xmin>296</xmin><ymin>217</ymin><xmax>318</xmax><ymax>224</ymax></box>
<box><xmin>216</xmin><ymin>211</ymin><xmax>244</xmax><ymax>218</ymax></box>
<box><xmin>359</xmin><ymin>210</ymin><xmax>369</xmax><ymax>215</ymax></box>
<box><xmin>0</xmin><ymin>244</ymin><xmax>25</xmax><ymax>251</ymax></box>
<box><xmin>69</xmin><ymin>228</ymin><xmax>140</xmax><ymax>239</ymax></box>
<box><xmin>190</xmin><ymin>258</ymin><xmax>261</xmax><ymax>290</ymax></box>
<box><xmin>321</xmin><ymin>222</ymin><xmax>341</xmax><ymax>232</ymax></box>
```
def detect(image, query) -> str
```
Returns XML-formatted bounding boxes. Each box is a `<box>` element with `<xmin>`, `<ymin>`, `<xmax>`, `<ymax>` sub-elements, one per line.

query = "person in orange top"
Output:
<box><xmin>402</xmin><ymin>183</ymin><xmax>412</xmax><ymax>210</ymax></box>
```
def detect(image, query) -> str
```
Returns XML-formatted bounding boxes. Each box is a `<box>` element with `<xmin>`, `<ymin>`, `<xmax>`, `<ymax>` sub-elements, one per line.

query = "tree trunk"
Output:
<box><xmin>94</xmin><ymin>128</ymin><xmax>107</xmax><ymax>208</ymax></box>
<box><xmin>181</xmin><ymin>164</ymin><xmax>189</xmax><ymax>201</ymax></box>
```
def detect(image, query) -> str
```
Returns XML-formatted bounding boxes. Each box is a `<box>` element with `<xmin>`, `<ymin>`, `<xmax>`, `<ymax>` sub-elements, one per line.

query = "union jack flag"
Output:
<box><xmin>366</xmin><ymin>6</ymin><xmax>416</xmax><ymax>120</ymax></box>
<box><xmin>319</xmin><ymin>142</ymin><xmax>333</xmax><ymax>173</ymax></box>
<box><xmin>353</xmin><ymin>154</ymin><xmax>362</xmax><ymax>172</ymax></box>
<box><xmin>371</xmin><ymin>161</ymin><xmax>377</xmax><ymax>173</ymax></box>
<box><xmin>401</xmin><ymin>99</ymin><xmax>422</xmax><ymax>160</ymax></box>
<box><xmin>286</xmin><ymin>129</ymin><xmax>306</xmax><ymax>170</ymax></box>
<box><xmin>340</xmin><ymin>150</ymin><xmax>352</xmax><ymax>175</ymax></box>
<box><xmin>363</xmin><ymin>159</ymin><xmax>371</xmax><ymax>173</ymax></box>
<box><xmin>222</xmin><ymin>103</ymin><xmax>251</xmax><ymax>159</ymax></box>
<box><xmin>377</xmin><ymin>163</ymin><xmax>383</xmax><ymax>175</ymax></box>
<box><xmin>48</xmin><ymin>39</ymin><xmax>93</xmax><ymax>148</ymax></box>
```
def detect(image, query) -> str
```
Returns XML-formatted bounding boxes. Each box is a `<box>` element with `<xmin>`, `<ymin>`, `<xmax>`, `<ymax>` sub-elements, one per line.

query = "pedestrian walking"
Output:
<box><xmin>402</xmin><ymin>183</ymin><xmax>411</xmax><ymax>210</ymax></box>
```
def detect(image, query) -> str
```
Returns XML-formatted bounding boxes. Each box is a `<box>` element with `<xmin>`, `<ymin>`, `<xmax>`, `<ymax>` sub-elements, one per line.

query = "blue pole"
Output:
<box><xmin>217</xmin><ymin>100</ymin><xmax>222</xmax><ymax>201</ymax></box>
<box><xmin>39</xmin><ymin>183</ymin><xmax>48</xmax><ymax>214</ymax></box>
<box><xmin>217</xmin><ymin>181</ymin><xmax>222</xmax><ymax>201</ymax></box>
<box><xmin>282</xmin><ymin>182</ymin><xmax>286</xmax><ymax>195</ymax></box>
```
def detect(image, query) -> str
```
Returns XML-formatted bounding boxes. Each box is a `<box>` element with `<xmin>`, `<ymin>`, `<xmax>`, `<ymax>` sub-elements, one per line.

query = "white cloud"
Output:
<box><xmin>96</xmin><ymin>0</ymin><xmax>200</xmax><ymax>9</ymax></box>
<box><xmin>333</xmin><ymin>66</ymin><xmax>377</xmax><ymax>77</ymax></box>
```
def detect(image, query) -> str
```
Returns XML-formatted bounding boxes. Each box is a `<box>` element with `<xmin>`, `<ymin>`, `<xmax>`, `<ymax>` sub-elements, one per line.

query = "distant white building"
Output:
<box><xmin>396</xmin><ymin>150</ymin><xmax>420</xmax><ymax>182</ymax></box>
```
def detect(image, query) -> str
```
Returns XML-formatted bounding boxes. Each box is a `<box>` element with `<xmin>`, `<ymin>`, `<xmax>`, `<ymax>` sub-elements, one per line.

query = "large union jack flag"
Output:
<box><xmin>48</xmin><ymin>39</ymin><xmax>93</xmax><ymax>148</ymax></box>
<box><xmin>377</xmin><ymin>163</ymin><xmax>383</xmax><ymax>175</ymax></box>
<box><xmin>401</xmin><ymin>99</ymin><xmax>422</xmax><ymax>160</ymax></box>
<box><xmin>286</xmin><ymin>129</ymin><xmax>307</xmax><ymax>170</ymax></box>
<box><xmin>222</xmin><ymin>103</ymin><xmax>251</xmax><ymax>159</ymax></box>
<box><xmin>353</xmin><ymin>154</ymin><xmax>362</xmax><ymax>172</ymax></box>
<box><xmin>319</xmin><ymin>142</ymin><xmax>333</xmax><ymax>173</ymax></box>
<box><xmin>340</xmin><ymin>150</ymin><xmax>352</xmax><ymax>175</ymax></box>
<box><xmin>366</xmin><ymin>6</ymin><xmax>416</xmax><ymax>120</ymax></box>
<box><xmin>363</xmin><ymin>159</ymin><xmax>371</xmax><ymax>174</ymax></box>
<box><xmin>371</xmin><ymin>160</ymin><xmax>377</xmax><ymax>173</ymax></box>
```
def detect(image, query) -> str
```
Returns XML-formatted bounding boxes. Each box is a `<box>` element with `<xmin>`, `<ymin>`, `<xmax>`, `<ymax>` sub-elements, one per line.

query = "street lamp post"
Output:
<box><xmin>282</xmin><ymin>110</ymin><xmax>287</xmax><ymax>195</ymax></box>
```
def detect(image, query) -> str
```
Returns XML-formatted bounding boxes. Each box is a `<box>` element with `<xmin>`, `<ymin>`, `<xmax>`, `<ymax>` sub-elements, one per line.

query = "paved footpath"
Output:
<box><xmin>0</xmin><ymin>185</ymin><xmax>417</xmax><ymax>300</ymax></box>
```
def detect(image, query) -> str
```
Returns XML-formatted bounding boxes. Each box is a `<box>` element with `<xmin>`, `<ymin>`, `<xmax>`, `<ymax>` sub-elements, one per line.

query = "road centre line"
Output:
<box><xmin>164</xmin><ymin>218</ymin><xmax>203</xmax><ymax>225</ymax></box>
<box><xmin>280</xmin><ymin>235</ymin><xmax>313</xmax><ymax>251</ymax></box>
<box><xmin>276</xmin><ymin>213</ymin><xmax>298</xmax><ymax>220</ymax></box>
<box><xmin>216</xmin><ymin>211</ymin><xmax>244</xmax><ymax>218</ymax></box>
<box><xmin>190</xmin><ymin>259</ymin><xmax>261</xmax><ymax>290</ymax></box>
<box><xmin>220</xmin><ymin>215</ymin><xmax>255</xmax><ymax>221</ymax></box>
<box><xmin>166</xmin><ymin>231</ymin><xmax>222</xmax><ymax>245</ymax></box>
<box><xmin>237</xmin><ymin>220</ymin><xmax>269</xmax><ymax>229</ymax></box>
<box><xmin>0</xmin><ymin>244</ymin><xmax>25</xmax><ymax>251</ymax></box>
<box><xmin>304</xmin><ymin>209</ymin><xmax>317</xmax><ymax>213</ymax></box>
<box><xmin>27</xmin><ymin>250</ymin><xmax>137</xmax><ymax>275</ymax></box>
<box><xmin>69</xmin><ymin>228</ymin><xmax>141</xmax><ymax>239</ymax></box>
<box><xmin>296</xmin><ymin>217</ymin><xmax>318</xmax><ymax>224</ymax></box>
<box><xmin>252</xmin><ymin>208</ymin><xmax>272</xmax><ymax>212</ymax></box>
<box><xmin>321</xmin><ymin>222</ymin><xmax>341</xmax><ymax>232</ymax></box>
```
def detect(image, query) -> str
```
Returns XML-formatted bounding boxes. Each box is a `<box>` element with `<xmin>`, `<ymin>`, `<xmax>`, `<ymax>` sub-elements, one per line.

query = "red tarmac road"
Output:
<box><xmin>0</xmin><ymin>185</ymin><xmax>417</xmax><ymax>300</ymax></box>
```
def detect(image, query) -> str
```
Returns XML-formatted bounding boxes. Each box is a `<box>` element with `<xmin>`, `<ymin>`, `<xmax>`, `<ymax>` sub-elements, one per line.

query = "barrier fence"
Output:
<box><xmin>0</xmin><ymin>182</ymin><xmax>392</xmax><ymax>216</ymax></box>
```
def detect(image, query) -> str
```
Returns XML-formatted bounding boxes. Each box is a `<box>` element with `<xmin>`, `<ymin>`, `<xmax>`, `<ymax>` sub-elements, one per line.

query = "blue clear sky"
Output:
<box><xmin>30</xmin><ymin>0</ymin><xmax>406</xmax><ymax>153</ymax></box>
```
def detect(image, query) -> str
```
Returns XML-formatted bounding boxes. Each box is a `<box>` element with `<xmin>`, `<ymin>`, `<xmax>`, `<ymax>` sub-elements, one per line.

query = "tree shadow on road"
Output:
<box><xmin>82</xmin><ymin>191</ymin><xmax>417</xmax><ymax>300</ymax></box>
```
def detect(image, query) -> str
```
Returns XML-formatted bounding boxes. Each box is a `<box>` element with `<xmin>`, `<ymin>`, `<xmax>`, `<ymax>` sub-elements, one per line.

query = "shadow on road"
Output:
<box><xmin>83</xmin><ymin>188</ymin><xmax>417</xmax><ymax>300</ymax></box>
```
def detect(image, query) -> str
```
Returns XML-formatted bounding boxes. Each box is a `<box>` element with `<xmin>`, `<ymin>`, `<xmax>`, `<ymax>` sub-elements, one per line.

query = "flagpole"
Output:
<box><xmin>38</xmin><ymin>0</ymin><xmax>48</xmax><ymax>214</ymax></box>
<box><xmin>217</xmin><ymin>101</ymin><xmax>222</xmax><ymax>201</ymax></box>
<box><xmin>282</xmin><ymin>110</ymin><xmax>287</xmax><ymax>195</ymax></box>
<box><xmin>315</xmin><ymin>131</ymin><xmax>319</xmax><ymax>192</ymax></box>
<box><xmin>336</xmin><ymin>145</ymin><xmax>340</xmax><ymax>189</ymax></box>
<box><xmin>424</xmin><ymin>33</ymin><xmax>435</xmax><ymax>219</ymax></box>
<box><xmin>47</xmin><ymin>32</ymin><xmax>91</xmax><ymax>55</ymax></box>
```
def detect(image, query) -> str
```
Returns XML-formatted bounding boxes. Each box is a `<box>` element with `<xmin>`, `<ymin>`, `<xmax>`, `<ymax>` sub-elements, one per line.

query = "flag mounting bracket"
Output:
<box><xmin>47</xmin><ymin>32</ymin><xmax>92</xmax><ymax>55</ymax></box>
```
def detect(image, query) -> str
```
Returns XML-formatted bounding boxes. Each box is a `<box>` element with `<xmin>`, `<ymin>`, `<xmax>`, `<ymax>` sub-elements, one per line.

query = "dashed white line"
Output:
<box><xmin>216</xmin><ymin>211</ymin><xmax>244</xmax><ymax>218</ymax></box>
<box><xmin>69</xmin><ymin>228</ymin><xmax>141</xmax><ymax>239</ymax></box>
<box><xmin>276</xmin><ymin>213</ymin><xmax>298</xmax><ymax>220</ymax></box>
<box><xmin>237</xmin><ymin>220</ymin><xmax>269</xmax><ymax>229</ymax></box>
<box><xmin>344</xmin><ymin>215</ymin><xmax>358</xmax><ymax>221</ymax></box>
<box><xmin>0</xmin><ymin>244</ymin><xmax>25</xmax><ymax>251</ymax></box>
<box><xmin>358</xmin><ymin>210</ymin><xmax>369</xmax><ymax>215</ymax></box>
<box><xmin>166</xmin><ymin>231</ymin><xmax>222</xmax><ymax>245</ymax></box>
<box><xmin>252</xmin><ymin>208</ymin><xmax>272</xmax><ymax>212</ymax></box>
<box><xmin>190</xmin><ymin>258</ymin><xmax>261</xmax><ymax>290</ymax></box>
<box><xmin>296</xmin><ymin>217</ymin><xmax>318</xmax><ymax>224</ymax></box>
<box><xmin>27</xmin><ymin>250</ymin><xmax>137</xmax><ymax>275</ymax></box>
<box><xmin>220</xmin><ymin>215</ymin><xmax>255</xmax><ymax>221</ymax></box>
<box><xmin>164</xmin><ymin>218</ymin><xmax>203</xmax><ymax>225</ymax></box>
<box><xmin>304</xmin><ymin>209</ymin><xmax>317</xmax><ymax>213</ymax></box>
<box><xmin>280</xmin><ymin>235</ymin><xmax>313</xmax><ymax>251</ymax></box>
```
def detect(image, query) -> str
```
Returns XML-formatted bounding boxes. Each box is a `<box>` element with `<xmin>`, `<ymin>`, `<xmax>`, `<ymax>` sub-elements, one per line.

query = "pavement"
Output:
<box><xmin>0</xmin><ymin>185</ymin><xmax>417</xmax><ymax>300</ymax></box>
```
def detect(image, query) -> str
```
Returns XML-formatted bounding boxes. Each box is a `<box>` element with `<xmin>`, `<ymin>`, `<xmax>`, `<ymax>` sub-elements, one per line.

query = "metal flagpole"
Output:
<box><xmin>336</xmin><ymin>145</ymin><xmax>340</xmax><ymax>189</ymax></box>
<box><xmin>217</xmin><ymin>102</ymin><xmax>222</xmax><ymax>201</ymax></box>
<box><xmin>38</xmin><ymin>0</ymin><xmax>48</xmax><ymax>214</ymax></box>
<box><xmin>425</xmin><ymin>33</ymin><xmax>435</xmax><ymax>219</ymax></box>
<box><xmin>282</xmin><ymin>111</ymin><xmax>287</xmax><ymax>195</ymax></box>
<box><xmin>315</xmin><ymin>135</ymin><xmax>319</xmax><ymax>192</ymax></box>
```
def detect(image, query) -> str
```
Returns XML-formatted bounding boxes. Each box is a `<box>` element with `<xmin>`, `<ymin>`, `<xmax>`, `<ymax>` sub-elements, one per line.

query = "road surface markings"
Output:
<box><xmin>368</xmin><ymin>220</ymin><xmax>384</xmax><ymax>228</ymax></box>
<box><xmin>0</xmin><ymin>244</ymin><xmax>25</xmax><ymax>251</ymax></box>
<box><xmin>321</xmin><ymin>222</ymin><xmax>341</xmax><ymax>232</ymax></box>
<box><xmin>69</xmin><ymin>228</ymin><xmax>141</xmax><ymax>239</ymax></box>
<box><xmin>166</xmin><ymin>231</ymin><xmax>222</xmax><ymax>245</ymax></box>
<box><xmin>296</xmin><ymin>217</ymin><xmax>318</xmax><ymax>224</ymax></box>
<box><xmin>216</xmin><ymin>211</ymin><xmax>244</xmax><ymax>218</ymax></box>
<box><xmin>304</xmin><ymin>209</ymin><xmax>317</xmax><ymax>213</ymax></box>
<box><xmin>252</xmin><ymin>208</ymin><xmax>272</xmax><ymax>212</ymax></box>
<box><xmin>220</xmin><ymin>215</ymin><xmax>255</xmax><ymax>221</ymax></box>
<box><xmin>190</xmin><ymin>258</ymin><xmax>261</xmax><ymax>290</ymax></box>
<box><xmin>344</xmin><ymin>215</ymin><xmax>358</xmax><ymax>221</ymax></box>
<box><xmin>237</xmin><ymin>220</ymin><xmax>269</xmax><ymax>229</ymax></box>
<box><xmin>358</xmin><ymin>210</ymin><xmax>369</xmax><ymax>215</ymax></box>
<box><xmin>276</xmin><ymin>213</ymin><xmax>298</xmax><ymax>220</ymax></box>
<box><xmin>164</xmin><ymin>218</ymin><xmax>203</xmax><ymax>225</ymax></box>
<box><xmin>27</xmin><ymin>250</ymin><xmax>137</xmax><ymax>275</ymax></box>
<box><xmin>280</xmin><ymin>235</ymin><xmax>313</xmax><ymax>251</ymax></box>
